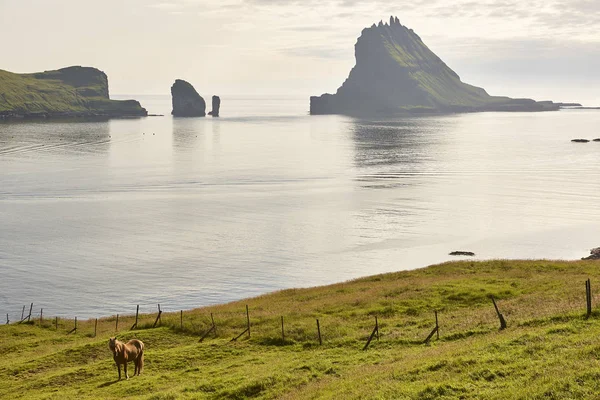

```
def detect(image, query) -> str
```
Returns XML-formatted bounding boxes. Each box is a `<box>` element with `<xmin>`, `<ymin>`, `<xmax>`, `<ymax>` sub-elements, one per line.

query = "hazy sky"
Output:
<box><xmin>1</xmin><ymin>0</ymin><xmax>598</xmax><ymax>104</ymax></box>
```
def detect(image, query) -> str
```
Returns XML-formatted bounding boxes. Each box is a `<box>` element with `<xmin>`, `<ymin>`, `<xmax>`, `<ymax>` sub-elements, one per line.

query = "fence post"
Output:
<box><xmin>316</xmin><ymin>319</ymin><xmax>322</xmax><ymax>345</ymax></box>
<box><xmin>281</xmin><ymin>316</ymin><xmax>285</xmax><ymax>343</ymax></box>
<box><xmin>21</xmin><ymin>305</ymin><xmax>25</xmax><ymax>321</ymax></box>
<box><xmin>40</xmin><ymin>308</ymin><xmax>43</xmax><ymax>325</ymax></box>
<box><xmin>27</xmin><ymin>303</ymin><xmax>33</xmax><ymax>322</ymax></box>
<box><xmin>246</xmin><ymin>305</ymin><xmax>251</xmax><ymax>338</ymax></box>
<box><xmin>586</xmin><ymin>279</ymin><xmax>592</xmax><ymax>318</ymax></box>
<box><xmin>116</xmin><ymin>314</ymin><xmax>119</xmax><ymax>332</ymax></box>
<box><xmin>6</xmin><ymin>313</ymin><xmax>8</xmax><ymax>325</ymax></box>
<box><xmin>131</xmin><ymin>305</ymin><xmax>139</xmax><ymax>330</ymax></box>
<box><xmin>180</xmin><ymin>310</ymin><xmax>183</xmax><ymax>330</ymax></box>
<box><xmin>94</xmin><ymin>318</ymin><xmax>98</xmax><ymax>337</ymax></box>
<box><xmin>153</xmin><ymin>304</ymin><xmax>163</xmax><ymax>328</ymax></box>
<box><xmin>491</xmin><ymin>295</ymin><xmax>507</xmax><ymax>330</ymax></box>
<box><xmin>68</xmin><ymin>317</ymin><xmax>77</xmax><ymax>334</ymax></box>
<box><xmin>55</xmin><ymin>316</ymin><xmax>58</xmax><ymax>330</ymax></box>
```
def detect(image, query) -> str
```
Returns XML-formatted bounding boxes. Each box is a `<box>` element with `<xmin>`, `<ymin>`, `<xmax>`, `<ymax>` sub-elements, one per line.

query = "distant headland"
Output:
<box><xmin>310</xmin><ymin>17</ymin><xmax>565</xmax><ymax>116</ymax></box>
<box><xmin>0</xmin><ymin>66</ymin><xmax>147</xmax><ymax>120</ymax></box>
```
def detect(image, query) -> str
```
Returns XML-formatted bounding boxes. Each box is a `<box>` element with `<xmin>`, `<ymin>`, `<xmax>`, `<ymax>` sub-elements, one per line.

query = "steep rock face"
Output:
<box><xmin>208</xmin><ymin>95</ymin><xmax>221</xmax><ymax>117</ymax></box>
<box><xmin>0</xmin><ymin>66</ymin><xmax>147</xmax><ymax>118</ymax></box>
<box><xmin>171</xmin><ymin>80</ymin><xmax>206</xmax><ymax>117</ymax></box>
<box><xmin>310</xmin><ymin>17</ymin><xmax>559</xmax><ymax>115</ymax></box>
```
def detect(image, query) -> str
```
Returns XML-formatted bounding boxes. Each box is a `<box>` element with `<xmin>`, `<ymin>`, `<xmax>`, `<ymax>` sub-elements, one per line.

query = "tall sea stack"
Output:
<box><xmin>310</xmin><ymin>17</ymin><xmax>560</xmax><ymax>115</ymax></box>
<box><xmin>208</xmin><ymin>96</ymin><xmax>221</xmax><ymax>117</ymax></box>
<box><xmin>171</xmin><ymin>79</ymin><xmax>206</xmax><ymax>117</ymax></box>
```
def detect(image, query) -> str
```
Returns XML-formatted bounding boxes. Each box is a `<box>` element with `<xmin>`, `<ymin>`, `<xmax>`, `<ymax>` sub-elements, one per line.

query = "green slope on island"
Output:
<box><xmin>311</xmin><ymin>17</ymin><xmax>559</xmax><ymax>115</ymax></box>
<box><xmin>0</xmin><ymin>66</ymin><xmax>147</xmax><ymax>118</ymax></box>
<box><xmin>2</xmin><ymin>259</ymin><xmax>600</xmax><ymax>399</ymax></box>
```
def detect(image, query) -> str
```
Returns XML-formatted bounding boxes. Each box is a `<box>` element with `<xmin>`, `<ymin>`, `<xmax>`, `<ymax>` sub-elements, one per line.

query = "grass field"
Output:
<box><xmin>2</xmin><ymin>259</ymin><xmax>600</xmax><ymax>399</ymax></box>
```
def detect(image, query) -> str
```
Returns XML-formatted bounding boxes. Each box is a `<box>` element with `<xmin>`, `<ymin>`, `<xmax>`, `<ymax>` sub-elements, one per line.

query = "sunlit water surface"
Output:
<box><xmin>1</xmin><ymin>96</ymin><xmax>599</xmax><ymax>319</ymax></box>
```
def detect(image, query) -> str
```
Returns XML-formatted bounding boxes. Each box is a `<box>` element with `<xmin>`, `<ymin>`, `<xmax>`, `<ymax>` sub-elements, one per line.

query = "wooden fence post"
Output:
<box><xmin>27</xmin><ymin>303</ymin><xmax>33</xmax><ymax>322</ymax></box>
<box><xmin>152</xmin><ymin>304</ymin><xmax>163</xmax><ymax>328</ymax></box>
<box><xmin>281</xmin><ymin>316</ymin><xmax>285</xmax><ymax>343</ymax></box>
<box><xmin>68</xmin><ymin>317</ymin><xmax>77</xmax><ymax>334</ymax></box>
<box><xmin>6</xmin><ymin>313</ymin><xmax>9</xmax><ymax>325</ymax></box>
<box><xmin>246</xmin><ymin>305</ymin><xmax>251</xmax><ymax>338</ymax></box>
<box><xmin>491</xmin><ymin>295</ymin><xmax>507</xmax><ymax>330</ymax></box>
<box><xmin>94</xmin><ymin>318</ymin><xmax>98</xmax><ymax>337</ymax></box>
<box><xmin>116</xmin><ymin>314</ymin><xmax>119</xmax><ymax>332</ymax></box>
<box><xmin>55</xmin><ymin>316</ymin><xmax>58</xmax><ymax>330</ymax></box>
<box><xmin>316</xmin><ymin>319</ymin><xmax>322</xmax><ymax>345</ymax></box>
<box><xmin>363</xmin><ymin>316</ymin><xmax>380</xmax><ymax>350</ymax></box>
<box><xmin>180</xmin><ymin>310</ymin><xmax>183</xmax><ymax>330</ymax></box>
<box><xmin>40</xmin><ymin>308</ymin><xmax>43</xmax><ymax>324</ymax></box>
<box><xmin>586</xmin><ymin>279</ymin><xmax>592</xmax><ymax>318</ymax></box>
<box><xmin>131</xmin><ymin>305</ymin><xmax>139</xmax><ymax>330</ymax></box>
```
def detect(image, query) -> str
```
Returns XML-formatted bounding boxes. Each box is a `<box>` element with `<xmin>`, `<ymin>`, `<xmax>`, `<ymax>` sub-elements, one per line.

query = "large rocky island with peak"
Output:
<box><xmin>311</xmin><ymin>17</ymin><xmax>561</xmax><ymax>115</ymax></box>
<box><xmin>0</xmin><ymin>66</ymin><xmax>147</xmax><ymax>119</ymax></box>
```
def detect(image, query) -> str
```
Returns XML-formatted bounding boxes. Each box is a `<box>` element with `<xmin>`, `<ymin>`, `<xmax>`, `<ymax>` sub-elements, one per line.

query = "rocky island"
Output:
<box><xmin>311</xmin><ymin>17</ymin><xmax>561</xmax><ymax>116</ymax></box>
<box><xmin>0</xmin><ymin>66</ymin><xmax>147</xmax><ymax>119</ymax></box>
<box><xmin>171</xmin><ymin>79</ymin><xmax>206</xmax><ymax>117</ymax></box>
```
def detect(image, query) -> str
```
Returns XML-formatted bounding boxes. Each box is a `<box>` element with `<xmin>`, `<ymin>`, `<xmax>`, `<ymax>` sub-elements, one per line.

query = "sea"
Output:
<box><xmin>1</xmin><ymin>95</ymin><xmax>599</xmax><ymax>320</ymax></box>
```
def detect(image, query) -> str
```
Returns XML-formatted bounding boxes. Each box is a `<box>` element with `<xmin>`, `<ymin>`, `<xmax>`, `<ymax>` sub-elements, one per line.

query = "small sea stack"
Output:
<box><xmin>208</xmin><ymin>96</ymin><xmax>221</xmax><ymax>117</ymax></box>
<box><xmin>171</xmin><ymin>79</ymin><xmax>206</xmax><ymax>117</ymax></box>
<box><xmin>582</xmin><ymin>247</ymin><xmax>600</xmax><ymax>260</ymax></box>
<box><xmin>593</xmin><ymin>139</ymin><xmax>600</xmax><ymax>142</ymax></box>
<box><xmin>571</xmin><ymin>139</ymin><xmax>590</xmax><ymax>143</ymax></box>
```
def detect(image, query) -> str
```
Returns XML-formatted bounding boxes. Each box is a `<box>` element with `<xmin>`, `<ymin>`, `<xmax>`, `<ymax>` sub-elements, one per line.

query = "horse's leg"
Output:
<box><xmin>117</xmin><ymin>363</ymin><xmax>121</xmax><ymax>380</ymax></box>
<box><xmin>139</xmin><ymin>352</ymin><xmax>144</xmax><ymax>375</ymax></box>
<box><xmin>134</xmin><ymin>358</ymin><xmax>139</xmax><ymax>376</ymax></box>
<box><xmin>124</xmin><ymin>361</ymin><xmax>129</xmax><ymax>380</ymax></box>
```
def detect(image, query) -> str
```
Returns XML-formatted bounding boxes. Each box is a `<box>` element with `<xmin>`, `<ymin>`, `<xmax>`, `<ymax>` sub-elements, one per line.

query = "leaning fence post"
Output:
<box><xmin>491</xmin><ymin>295</ymin><xmax>507</xmax><ymax>330</ymax></box>
<box><xmin>131</xmin><ymin>305</ymin><xmax>139</xmax><ymax>330</ymax></box>
<box><xmin>68</xmin><ymin>317</ymin><xmax>77</xmax><ymax>334</ymax></box>
<box><xmin>363</xmin><ymin>316</ymin><xmax>380</xmax><ymax>350</ymax></box>
<box><xmin>246</xmin><ymin>305</ymin><xmax>251</xmax><ymax>338</ymax></box>
<box><xmin>153</xmin><ymin>304</ymin><xmax>163</xmax><ymax>328</ymax></box>
<box><xmin>316</xmin><ymin>319</ymin><xmax>322</xmax><ymax>345</ymax></box>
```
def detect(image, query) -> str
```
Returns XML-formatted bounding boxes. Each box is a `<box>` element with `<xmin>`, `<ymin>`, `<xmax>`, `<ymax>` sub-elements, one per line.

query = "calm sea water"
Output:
<box><xmin>1</xmin><ymin>96</ymin><xmax>599</xmax><ymax>319</ymax></box>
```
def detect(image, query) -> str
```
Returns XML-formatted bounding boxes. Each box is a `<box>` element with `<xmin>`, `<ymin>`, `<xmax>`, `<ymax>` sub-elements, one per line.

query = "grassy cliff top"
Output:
<box><xmin>2</xmin><ymin>259</ymin><xmax>600</xmax><ymax>399</ymax></box>
<box><xmin>0</xmin><ymin>66</ymin><xmax>146</xmax><ymax>117</ymax></box>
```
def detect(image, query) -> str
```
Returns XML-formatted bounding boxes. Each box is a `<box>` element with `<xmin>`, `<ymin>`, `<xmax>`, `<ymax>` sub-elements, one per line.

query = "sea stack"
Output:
<box><xmin>171</xmin><ymin>79</ymin><xmax>206</xmax><ymax>117</ymax></box>
<box><xmin>310</xmin><ymin>16</ymin><xmax>560</xmax><ymax>115</ymax></box>
<box><xmin>208</xmin><ymin>96</ymin><xmax>221</xmax><ymax>117</ymax></box>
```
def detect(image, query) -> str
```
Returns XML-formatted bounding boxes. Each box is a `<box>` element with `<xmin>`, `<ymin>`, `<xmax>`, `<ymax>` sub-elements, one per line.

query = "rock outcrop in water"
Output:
<box><xmin>582</xmin><ymin>248</ymin><xmax>600</xmax><ymax>260</ymax></box>
<box><xmin>171</xmin><ymin>79</ymin><xmax>206</xmax><ymax>117</ymax></box>
<box><xmin>208</xmin><ymin>95</ymin><xmax>221</xmax><ymax>117</ymax></box>
<box><xmin>0</xmin><ymin>66</ymin><xmax>147</xmax><ymax>119</ymax></box>
<box><xmin>310</xmin><ymin>17</ymin><xmax>560</xmax><ymax>116</ymax></box>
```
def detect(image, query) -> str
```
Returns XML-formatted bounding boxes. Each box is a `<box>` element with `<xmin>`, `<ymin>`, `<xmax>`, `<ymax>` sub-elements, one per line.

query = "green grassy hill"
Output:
<box><xmin>0</xmin><ymin>66</ymin><xmax>146</xmax><ymax>118</ymax></box>
<box><xmin>2</xmin><ymin>259</ymin><xmax>600</xmax><ymax>399</ymax></box>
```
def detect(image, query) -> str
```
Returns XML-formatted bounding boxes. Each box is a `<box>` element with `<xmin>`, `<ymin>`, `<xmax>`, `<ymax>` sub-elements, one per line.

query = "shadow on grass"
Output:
<box><xmin>98</xmin><ymin>380</ymin><xmax>120</xmax><ymax>388</ymax></box>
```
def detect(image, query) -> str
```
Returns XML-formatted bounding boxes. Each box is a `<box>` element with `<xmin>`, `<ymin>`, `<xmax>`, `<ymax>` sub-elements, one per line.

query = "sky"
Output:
<box><xmin>1</xmin><ymin>0</ymin><xmax>599</xmax><ymax>104</ymax></box>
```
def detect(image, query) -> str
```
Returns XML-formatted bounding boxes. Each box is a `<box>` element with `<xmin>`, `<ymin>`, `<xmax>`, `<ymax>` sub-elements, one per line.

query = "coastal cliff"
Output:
<box><xmin>0</xmin><ymin>66</ymin><xmax>147</xmax><ymax>119</ymax></box>
<box><xmin>310</xmin><ymin>17</ymin><xmax>560</xmax><ymax>115</ymax></box>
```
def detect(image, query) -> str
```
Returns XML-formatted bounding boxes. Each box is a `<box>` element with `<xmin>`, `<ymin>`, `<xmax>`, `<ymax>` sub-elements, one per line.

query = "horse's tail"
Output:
<box><xmin>137</xmin><ymin>341</ymin><xmax>144</xmax><ymax>374</ymax></box>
